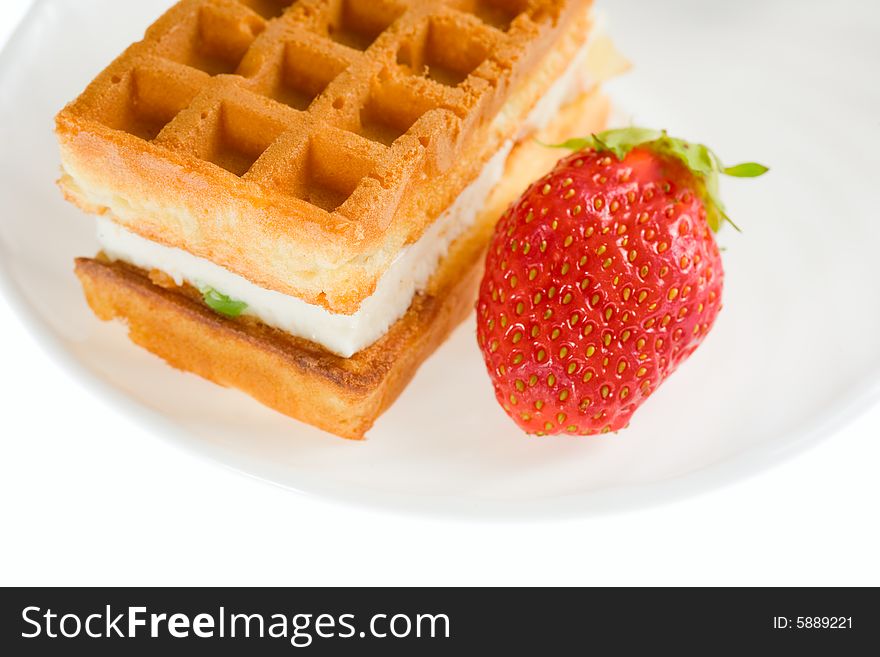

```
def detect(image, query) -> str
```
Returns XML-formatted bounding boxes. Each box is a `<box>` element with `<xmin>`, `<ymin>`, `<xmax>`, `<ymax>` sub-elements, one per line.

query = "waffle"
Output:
<box><xmin>74</xmin><ymin>87</ymin><xmax>611</xmax><ymax>438</ymax></box>
<box><xmin>57</xmin><ymin>0</ymin><xmax>600</xmax><ymax>313</ymax></box>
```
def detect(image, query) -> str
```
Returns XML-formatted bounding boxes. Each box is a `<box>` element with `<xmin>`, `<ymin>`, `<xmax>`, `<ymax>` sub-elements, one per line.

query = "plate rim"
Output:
<box><xmin>1</xmin><ymin>0</ymin><xmax>879</xmax><ymax>519</ymax></box>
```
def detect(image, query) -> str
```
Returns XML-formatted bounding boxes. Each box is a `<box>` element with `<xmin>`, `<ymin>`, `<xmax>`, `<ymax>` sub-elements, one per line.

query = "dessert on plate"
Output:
<box><xmin>56</xmin><ymin>0</ymin><xmax>626</xmax><ymax>438</ymax></box>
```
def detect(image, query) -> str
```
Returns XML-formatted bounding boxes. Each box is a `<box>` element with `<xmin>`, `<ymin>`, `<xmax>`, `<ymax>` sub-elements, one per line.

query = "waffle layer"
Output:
<box><xmin>57</xmin><ymin>0</ymin><xmax>601</xmax><ymax>314</ymax></box>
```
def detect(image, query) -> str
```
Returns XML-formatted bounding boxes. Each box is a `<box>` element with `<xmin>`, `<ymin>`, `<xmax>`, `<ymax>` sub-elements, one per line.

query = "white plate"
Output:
<box><xmin>1</xmin><ymin>0</ymin><xmax>878</xmax><ymax>517</ymax></box>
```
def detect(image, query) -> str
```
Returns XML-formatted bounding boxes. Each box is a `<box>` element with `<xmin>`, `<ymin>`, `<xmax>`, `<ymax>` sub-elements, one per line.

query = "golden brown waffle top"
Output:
<box><xmin>58</xmin><ymin>0</ymin><xmax>594</xmax><ymax>311</ymax></box>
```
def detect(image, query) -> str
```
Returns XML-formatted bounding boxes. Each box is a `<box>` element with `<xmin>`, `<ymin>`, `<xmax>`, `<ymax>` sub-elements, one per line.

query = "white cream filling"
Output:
<box><xmin>96</xmin><ymin>28</ymin><xmax>604</xmax><ymax>358</ymax></box>
<box><xmin>97</xmin><ymin>140</ymin><xmax>513</xmax><ymax>357</ymax></box>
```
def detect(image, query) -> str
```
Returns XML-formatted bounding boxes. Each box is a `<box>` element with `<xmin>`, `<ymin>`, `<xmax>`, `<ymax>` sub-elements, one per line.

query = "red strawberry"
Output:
<box><xmin>476</xmin><ymin>128</ymin><xmax>767</xmax><ymax>435</ymax></box>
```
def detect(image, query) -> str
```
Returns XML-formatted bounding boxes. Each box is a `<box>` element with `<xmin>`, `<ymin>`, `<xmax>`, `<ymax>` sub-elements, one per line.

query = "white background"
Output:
<box><xmin>1</xmin><ymin>0</ymin><xmax>878</xmax><ymax>587</ymax></box>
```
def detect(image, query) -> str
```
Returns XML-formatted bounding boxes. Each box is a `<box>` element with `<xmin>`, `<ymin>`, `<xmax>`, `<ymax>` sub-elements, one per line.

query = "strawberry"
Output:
<box><xmin>476</xmin><ymin>128</ymin><xmax>767</xmax><ymax>435</ymax></box>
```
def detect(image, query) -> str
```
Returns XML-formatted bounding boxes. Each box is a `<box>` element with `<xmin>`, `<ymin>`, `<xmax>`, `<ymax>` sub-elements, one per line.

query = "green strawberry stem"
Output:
<box><xmin>546</xmin><ymin>127</ymin><xmax>768</xmax><ymax>232</ymax></box>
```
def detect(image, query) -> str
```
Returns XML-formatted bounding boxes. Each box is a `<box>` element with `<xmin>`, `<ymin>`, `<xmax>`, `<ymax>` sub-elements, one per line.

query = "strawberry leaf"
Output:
<box><xmin>592</xmin><ymin>127</ymin><xmax>664</xmax><ymax>160</ymax></box>
<box><xmin>547</xmin><ymin>126</ymin><xmax>768</xmax><ymax>232</ymax></box>
<box><xmin>541</xmin><ymin>137</ymin><xmax>594</xmax><ymax>150</ymax></box>
<box><xmin>659</xmin><ymin>138</ymin><xmax>714</xmax><ymax>175</ymax></box>
<box><xmin>723</xmin><ymin>162</ymin><xmax>770</xmax><ymax>177</ymax></box>
<box><xmin>542</xmin><ymin>127</ymin><xmax>662</xmax><ymax>160</ymax></box>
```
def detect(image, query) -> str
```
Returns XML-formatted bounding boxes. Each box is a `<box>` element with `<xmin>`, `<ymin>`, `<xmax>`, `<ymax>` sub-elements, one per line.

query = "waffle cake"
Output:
<box><xmin>58</xmin><ymin>0</ymin><xmax>626</xmax><ymax>438</ymax></box>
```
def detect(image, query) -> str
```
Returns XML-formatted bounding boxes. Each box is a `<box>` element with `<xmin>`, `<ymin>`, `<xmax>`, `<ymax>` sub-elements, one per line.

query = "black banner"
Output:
<box><xmin>1</xmin><ymin>588</ymin><xmax>876</xmax><ymax>654</ymax></box>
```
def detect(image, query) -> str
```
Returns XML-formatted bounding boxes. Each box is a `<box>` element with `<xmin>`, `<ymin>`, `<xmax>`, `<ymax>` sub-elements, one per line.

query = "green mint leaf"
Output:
<box><xmin>199</xmin><ymin>286</ymin><xmax>247</xmax><ymax>318</ymax></box>
<box><xmin>723</xmin><ymin>162</ymin><xmax>769</xmax><ymax>177</ymax></box>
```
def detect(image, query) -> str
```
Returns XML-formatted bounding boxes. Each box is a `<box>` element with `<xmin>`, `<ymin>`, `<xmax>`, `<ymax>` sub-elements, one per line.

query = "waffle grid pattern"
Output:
<box><xmin>65</xmin><ymin>0</ymin><xmax>576</xmax><ymax>226</ymax></box>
